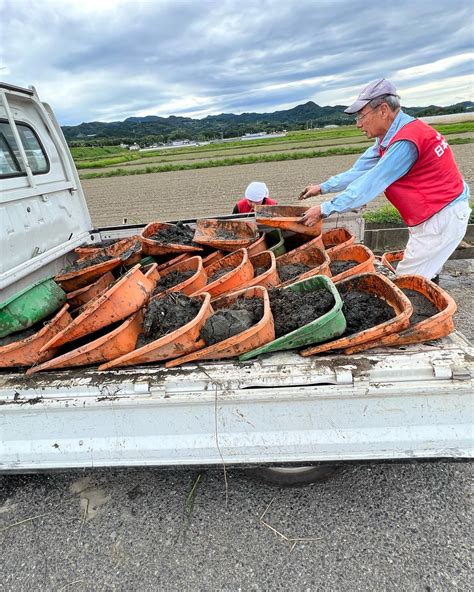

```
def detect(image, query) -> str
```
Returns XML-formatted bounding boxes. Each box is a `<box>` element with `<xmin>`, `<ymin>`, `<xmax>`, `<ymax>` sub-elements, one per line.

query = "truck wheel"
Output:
<box><xmin>243</xmin><ymin>464</ymin><xmax>343</xmax><ymax>486</ymax></box>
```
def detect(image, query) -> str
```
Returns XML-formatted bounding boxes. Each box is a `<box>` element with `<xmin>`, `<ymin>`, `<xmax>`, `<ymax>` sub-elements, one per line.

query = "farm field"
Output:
<box><xmin>78</xmin><ymin>137</ymin><xmax>376</xmax><ymax>175</ymax></box>
<box><xmin>81</xmin><ymin>143</ymin><xmax>474</xmax><ymax>227</ymax></box>
<box><xmin>75</xmin><ymin>122</ymin><xmax>474</xmax><ymax>177</ymax></box>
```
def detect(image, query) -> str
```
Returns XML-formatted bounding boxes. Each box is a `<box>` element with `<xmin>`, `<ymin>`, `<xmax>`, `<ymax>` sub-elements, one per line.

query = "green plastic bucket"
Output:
<box><xmin>239</xmin><ymin>274</ymin><xmax>346</xmax><ymax>360</ymax></box>
<box><xmin>265</xmin><ymin>229</ymin><xmax>286</xmax><ymax>257</ymax></box>
<box><xmin>138</xmin><ymin>256</ymin><xmax>157</xmax><ymax>267</ymax></box>
<box><xmin>0</xmin><ymin>277</ymin><xmax>67</xmax><ymax>338</ymax></box>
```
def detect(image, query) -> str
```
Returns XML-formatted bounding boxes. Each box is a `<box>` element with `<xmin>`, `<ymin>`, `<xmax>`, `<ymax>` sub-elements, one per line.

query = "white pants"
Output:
<box><xmin>396</xmin><ymin>199</ymin><xmax>471</xmax><ymax>279</ymax></box>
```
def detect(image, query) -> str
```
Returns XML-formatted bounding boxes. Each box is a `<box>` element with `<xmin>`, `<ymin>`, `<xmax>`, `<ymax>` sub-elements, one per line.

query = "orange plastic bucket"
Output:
<box><xmin>65</xmin><ymin>271</ymin><xmax>115</xmax><ymax>309</ymax></box>
<box><xmin>343</xmin><ymin>275</ymin><xmax>457</xmax><ymax>354</ymax></box>
<box><xmin>41</xmin><ymin>263</ymin><xmax>159</xmax><ymax>351</ymax></box>
<box><xmin>381</xmin><ymin>250</ymin><xmax>405</xmax><ymax>273</ymax></box>
<box><xmin>153</xmin><ymin>256</ymin><xmax>207</xmax><ymax>296</ymax></box>
<box><xmin>329</xmin><ymin>244</ymin><xmax>375</xmax><ymax>283</ymax></box>
<box><xmin>27</xmin><ymin>310</ymin><xmax>144</xmax><ymax>373</ymax></box>
<box><xmin>193</xmin><ymin>218</ymin><xmax>259</xmax><ymax>251</ymax></box>
<box><xmin>247</xmin><ymin>233</ymin><xmax>268</xmax><ymax>257</ymax></box>
<box><xmin>141</xmin><ymin>221</ymin><xmax>203</xmax><ymax>256</ymax></box>
<box><xmin>55</xmin><ymin>257</ymin><xmax>122</xmax><ymax>292</ymax></box>
<box><xmin>98</xmin><ymin>293</ymin><xmax>213</xmax><ymax>369</ymax></box>
<box><xmin>192</xmin><ymin>248</ymin><xmax>254</xmax><ymax>298</ymax></box>
<box><xmin>282</xmin><ymin>232</ymin><xmax>324</xmax><ymax>255</ymax></box>
<box><xmin>255</xmin><ymin>205</ymin><xmax>322</xmax><ymax>236</ymax></box>
<box><xmin>322</xmin><ymin>227</ymin><xmax>355</xmax><ymax>256</ymax></box>
<box><xmin>300</xmin><ymin>273</ymin><xmax>412</xmax><ymax>356</ymax></box>
<box><xmin>165</xmin><ymin>286</ymin><xmax>275</xmax><ymax>368</ymax></box>
<box><xmin>155</xmin><ymin>253</ymin><xmax>192</xmax><ymax>272</ymax></box>
<box><xmin>0</xmin><ymin>305</ymin><xmax>72</xmax><ymax>368</ymax></box>
<box><xmin>202</xmin><ymin>250</ymin><xmax>225</xmax><ymax>268</ymax></box>
<box><xmin>276</xmin><ymin>244</ymin><xmax>330</xmax><ymax>287</ymax></box>
<box><xmin>241</xmin><ymin>251</ymin><xmax>280</xmax><ymax>289</ymax></box>
<box><xmin>78</xmin><ymin>236</ymin><xmax>142</xmax><ymax>267</ymax></box>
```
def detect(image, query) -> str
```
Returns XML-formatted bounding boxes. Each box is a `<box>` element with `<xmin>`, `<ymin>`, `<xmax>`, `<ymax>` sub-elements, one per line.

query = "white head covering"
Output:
<box><xmin>245</xmin><ymin>181</ymin><xmax>269</xmax><ymax>202</ymax></box>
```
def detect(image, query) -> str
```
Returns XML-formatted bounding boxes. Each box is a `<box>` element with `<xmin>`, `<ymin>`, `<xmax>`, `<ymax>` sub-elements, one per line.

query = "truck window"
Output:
<box><xmin>0</xmin><ymin>120</ymin><xmax>49</xmax><ymax>177</ymax></box>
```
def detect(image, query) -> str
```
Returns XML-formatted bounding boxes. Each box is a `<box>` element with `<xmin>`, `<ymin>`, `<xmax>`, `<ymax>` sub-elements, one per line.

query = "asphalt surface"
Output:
<box><xmin>1</xmin><ymin>261</ymin><xmax>472</xmax><ymax>592</ymax></box>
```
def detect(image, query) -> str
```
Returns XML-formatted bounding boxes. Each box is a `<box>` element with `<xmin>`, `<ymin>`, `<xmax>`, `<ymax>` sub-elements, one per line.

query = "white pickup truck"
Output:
<box><xmin>0</xmin><ymin>82</ymin><xmax>472</xmax><ymax>484</ymax></box>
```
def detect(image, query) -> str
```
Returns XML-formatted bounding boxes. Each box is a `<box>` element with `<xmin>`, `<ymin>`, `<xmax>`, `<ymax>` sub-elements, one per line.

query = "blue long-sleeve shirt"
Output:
<box><xmin>320</xmin><ymin>110</ymin><xmax>469</xmax><ymax>217</ymax></box>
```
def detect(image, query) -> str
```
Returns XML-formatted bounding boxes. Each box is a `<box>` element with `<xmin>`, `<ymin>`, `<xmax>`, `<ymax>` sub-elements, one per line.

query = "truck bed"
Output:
<box><xmin>1</xmin><ymin>332</ymin><xmax>472</xmax><ymax>472</ymax></box>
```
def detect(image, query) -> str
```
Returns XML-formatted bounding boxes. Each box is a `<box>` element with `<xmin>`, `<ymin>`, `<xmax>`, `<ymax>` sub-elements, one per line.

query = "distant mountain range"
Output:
<box><xmin>62</xmin><ymin>100</ymin><xmax>474</xmax><ymax>145</ymax></box>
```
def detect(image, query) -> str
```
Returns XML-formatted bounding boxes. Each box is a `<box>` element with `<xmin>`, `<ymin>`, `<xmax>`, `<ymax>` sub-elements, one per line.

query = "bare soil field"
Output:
<box><xmin>82</xmin><ymin>144</ymin><xmax>474</xmax><ymax>227</ymax></box>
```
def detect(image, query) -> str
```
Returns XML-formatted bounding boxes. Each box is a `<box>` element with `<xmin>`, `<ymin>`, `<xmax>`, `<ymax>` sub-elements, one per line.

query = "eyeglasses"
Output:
<box><xmin>354</xmin><ymin>106</ymin><xmax>380</xmax><ymax>123</ymax></box>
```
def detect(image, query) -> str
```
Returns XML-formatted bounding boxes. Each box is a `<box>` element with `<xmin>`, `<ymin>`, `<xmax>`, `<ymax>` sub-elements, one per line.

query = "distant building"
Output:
<box><xmin>241</xmin><ymin>132</ymin><xmax>287</xmax><ymax>141</ymax></box>
<box><xmin>129</xmin><ymin>144</ymin><xmax>140</xmax><ymax>151</ymax></box>
<box><xmin>323</xmin><ymin>125</ymin><xmax>339</xmax><ymax>129</ymax></box>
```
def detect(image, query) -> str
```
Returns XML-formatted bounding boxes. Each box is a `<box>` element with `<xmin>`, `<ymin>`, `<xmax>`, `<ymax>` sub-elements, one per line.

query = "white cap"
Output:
<box><xmin>245</xmin><ymin>181</ymin><xmax>269</xmax><ymax>202</ymax></box>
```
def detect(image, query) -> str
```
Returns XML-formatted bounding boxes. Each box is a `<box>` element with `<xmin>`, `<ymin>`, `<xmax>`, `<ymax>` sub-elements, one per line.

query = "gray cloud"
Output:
<box><xmin>2</xmin><ymin>0</ymin><xmax>473</xmax><ymax>124</ymax></box>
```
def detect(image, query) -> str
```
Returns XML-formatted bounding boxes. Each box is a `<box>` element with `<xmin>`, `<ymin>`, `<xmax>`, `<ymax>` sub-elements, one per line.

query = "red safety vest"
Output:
<box><xmin>379</xmin><ymin>119</ymin><xmax>464</xmax><ymax>226</ymax></box>
<box><xmin>235</xmin><ymin>197</ymin><xmax>278</xmax><ymax>213</ymax></box>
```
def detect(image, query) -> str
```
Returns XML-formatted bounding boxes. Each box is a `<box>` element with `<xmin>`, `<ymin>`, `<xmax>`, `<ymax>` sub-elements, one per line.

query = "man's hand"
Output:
<box><xmin>300</xmin><ymin>204</ymin><xmax>323</xmax><ymax>227</ymax></box>
<box><xmin>298</xmin><ymin>184</ymin><xmax>322</xmax><ymax>200</ymax></box>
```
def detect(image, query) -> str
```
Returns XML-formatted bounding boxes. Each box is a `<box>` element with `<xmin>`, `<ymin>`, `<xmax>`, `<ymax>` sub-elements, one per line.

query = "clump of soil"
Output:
<box><xmin>339</xmin><ymin>287</ymin><xmax>395</xmax><ymax>335</ymax></box>
<box><xmin>137</xmin><ymin>293</ymin><xmax>201</xmax><ymax>347</ymax></box>
<box><xmin>402</xmin><ymin>288</ymin><xmax>438</xmax><ymax>325</ymax></box>
<box><xmin>214</xmin><ymin>228</ymin><xmax>244</xmax><ymax>240</ymax></box>
<box><xmin>268</xmin><ymin>287</ymin><xmax>335</xmax><ymax>337</ymax></box>
<box><xmin>152</xmin><ymin>270</ymin><xmax>195</xmax><ymax>294</ymax></box>
<box><xmin>253</xmin><ymin>260</ymin><xmax>271</xmax><ymax>276</ymax></box>
<box><xmin>329</xmin><ymin>259</ymin><xmax>359</xmax><ymax>276</ymax></box>
<box><xmin>207</xmin><ymin>267</ymin><xmax>233</xmax><ymax>283</ymax></box>
<box><xmin>277</xmin><ymin>263</ymin><xmax>312</xmax><ymax>283</ymax></box>
<box><xmin>62</xmin><ymin>254</ymin><xmax>113</xmax><ymax>273</ymax></box>
<box><xmin>148</xmin><ymin>222</ymin><xmax>197</xmax><ymax>246</ymax></box>
<box><xmin>201</xmin><ymin>297</ymin><xmax>263</xmax><ymax>346</ymax></box>
<box><xmin>119</xmin><ymin>241</ymin><xmax>141</xmax><ymax>261</ymax></box>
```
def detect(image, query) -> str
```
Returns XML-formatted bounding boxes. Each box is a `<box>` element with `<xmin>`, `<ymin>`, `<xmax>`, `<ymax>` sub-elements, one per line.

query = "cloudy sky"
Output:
<box><xmin>2</xmin><ymin>0</ymin><xmax>473</xmax><ymax>125</ymax></box>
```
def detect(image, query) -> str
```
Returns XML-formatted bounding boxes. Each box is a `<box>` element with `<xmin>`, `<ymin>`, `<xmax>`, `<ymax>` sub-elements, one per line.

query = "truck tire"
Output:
<box><xmin>243</xmin><ymin>464</ymin><xmax>343</xmax><ymax>486</ymax></box>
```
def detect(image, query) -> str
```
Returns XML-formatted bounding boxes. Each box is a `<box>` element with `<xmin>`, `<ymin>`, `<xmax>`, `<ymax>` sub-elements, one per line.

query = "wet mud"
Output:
<box><xmin>152</xmin><ymin>270</ymin><xmax>195</xmax><ymax>294</ymax></box>
<box><xmin>329</xmin><ymin>259</ymin><xmax>359</xmax><ymax>275</ymax></box>
<box><xmin>137</xmin><ymin>293</ymin><xmax>201</xmax><ymax>347</ymax></box>
<box><xmin>268</xmin><ymin>288</ymin><xmax>334</xmax><ymax>337</ymax></box>
<box><xmin>253</xmin><ymin>260</ymin><xmax>271</xmax><ymax>276</ymax></box>
<box><xmin>64</xmin><ymin>254</ymin><xmax>113</xmax><ymax>273</ymax></box>
<box><xmin>402</xmin><ymin>288</ymin><xmax>438</xmax><ymax>325</ymax></box>
<box><xmin>207</xmin><ymin>267</ymin><xmax>233</xmax><ymax>283</ymax></box>
<box><xmin>214</xmin><ymin>228</ymin><xmax>242</xmax><ymax>240</ymax></box>
<box><xmin>277</xmin><ymin>263</ymin><xmax>312</xmax><ymax>283</ymax></box>
<box><xmin>148</xmin><ymin>222</ymin><xmax>197</xmax><ymax>246</ymax></box>
<box><xmin>201</xmin><ymin>297</ymin><xmax>263</xmax><ymax>345</ymax></box>
<box><xmin>119</xmin><ymin>241</ymin><xmax>142</xmax><ymax>261</ymax></box>
<box><xmin>339</xmin><ymin>287</ymin><xmax>395</xmax><ymax>335</ymax></box>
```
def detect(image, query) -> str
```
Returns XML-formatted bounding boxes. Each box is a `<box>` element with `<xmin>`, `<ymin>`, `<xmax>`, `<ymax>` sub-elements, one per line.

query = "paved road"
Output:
<box><xmin>1</xmin><ymin>262</ymin><xmax>472</xmax><ymax>592</ymax></box>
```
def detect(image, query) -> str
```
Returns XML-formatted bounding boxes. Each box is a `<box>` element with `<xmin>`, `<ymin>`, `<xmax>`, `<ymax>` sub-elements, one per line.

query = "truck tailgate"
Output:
<box><xmin>0</xmin><ymin>332</ymin><xmax>472</xmax><ymax>472</ymax></box>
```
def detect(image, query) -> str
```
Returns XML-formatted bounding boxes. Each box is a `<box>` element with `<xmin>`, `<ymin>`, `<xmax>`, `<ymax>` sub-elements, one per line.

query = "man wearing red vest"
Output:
<box><xmin>232</xmin><ymin>181</ymin><xmax>278</xmax><ymax>214</ymax></box>
<box><xmin>298</xmin><ymin>79</ymin><xmax>471</xmax><ymax>282</ymax></box>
